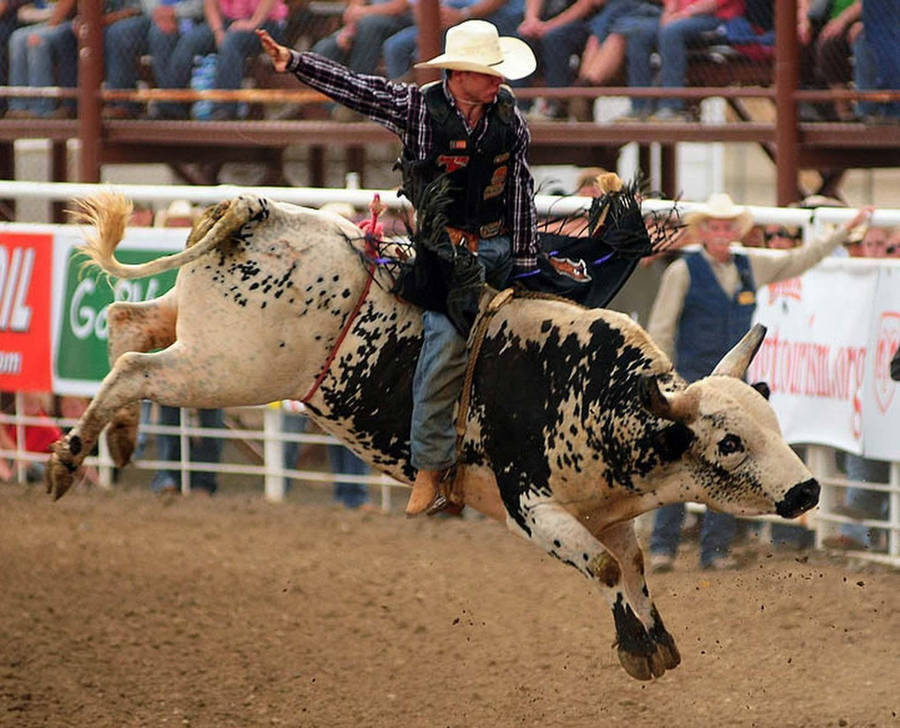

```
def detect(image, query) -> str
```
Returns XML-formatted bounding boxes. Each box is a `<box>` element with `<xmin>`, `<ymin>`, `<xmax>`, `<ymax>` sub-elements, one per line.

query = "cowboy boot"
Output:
<box><xmin>406</xmin><ymin>468</ymin><xmax>442</xmax><ymax>516</ymax></box>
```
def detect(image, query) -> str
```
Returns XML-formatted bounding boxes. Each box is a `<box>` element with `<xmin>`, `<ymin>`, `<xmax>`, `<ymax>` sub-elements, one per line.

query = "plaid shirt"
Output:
<box><xmin>287</xmin><ymin>51</ymin><xmax>539</xmax><ymax>272</ymax></box>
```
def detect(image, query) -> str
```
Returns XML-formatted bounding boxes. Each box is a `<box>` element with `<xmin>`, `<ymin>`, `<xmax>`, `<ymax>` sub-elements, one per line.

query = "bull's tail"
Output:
<box><xmin>73</xmin><ymin>193</ymin><xmax>252</xmax><ymax>280</ymax></box>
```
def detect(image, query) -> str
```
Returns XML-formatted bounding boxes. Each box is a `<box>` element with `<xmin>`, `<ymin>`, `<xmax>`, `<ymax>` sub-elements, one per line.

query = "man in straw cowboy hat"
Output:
<box><xmin>256</xmin><ymin>20</ymin><xmax>540</xmax><ymax>516</ymax></box>
<box><xmin>646</xmin><ymin>191</ymin><xmax>873</xmax><ymax>572</ymax></box>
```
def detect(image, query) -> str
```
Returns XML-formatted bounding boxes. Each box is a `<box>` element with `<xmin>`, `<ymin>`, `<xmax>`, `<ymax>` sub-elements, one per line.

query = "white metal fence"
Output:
<box><xmin>2</xmin><ymin>398</ymin><xmax>897</xmax><ymax>565</ymax></box>
<box><xmin>1</xmin><ymin>180</ymin><xmax>898</xmax><ymax>566</ymax></box>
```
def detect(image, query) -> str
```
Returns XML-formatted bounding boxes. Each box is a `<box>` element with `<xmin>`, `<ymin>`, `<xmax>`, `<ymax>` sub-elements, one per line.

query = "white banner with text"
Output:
<box><xmin>750</xmin><ymin>258</ymin><xmax>899</xmax><ymax>459</ymax></box>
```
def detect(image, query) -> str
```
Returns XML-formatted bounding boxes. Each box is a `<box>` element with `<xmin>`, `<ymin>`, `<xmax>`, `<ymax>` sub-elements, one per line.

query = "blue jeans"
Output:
<box><xmin>840</xmin><ymin>455</ymin><xmax>890</xmax><ymax>548</ymax></box>
<box><xmin>150</xmin><ymin>406</ymin><xmax>224</xmax><ymax>494</ymax></box>
<box><xmin>105</xmin><ymin>14</ymin><xmax>152</xmax><ymax>113</ymax></box>
<box><xmin>313</xmin><ymin>9</ymin><xmax>412</xmax><ymax>73</ymax></box>
<box><xmin>282</xmin><ymin>411</ymin><xmax>371</xmax><ymax>507</ymax></box>
<box><xmin>384</xmin><ymin>0</ymin><xmax>523</xmax><ymax>79</ymax></box>
<box><xmin>622</xmin><ymin>12</ymin><xmax>718</xmax><ymax>114</ymax></box>
<box><xmin>410</xmin><ymin>235</ymin><xmax>512</xmax><ymax>471</ymax></box>
<box><xmin>155</xmin><ymin>18</ymin><xmax>284</xmax><ymax>119</ymax></box>
<box><xmin>539</xmin><ymin>20</ymin><xmax>591</xmax><ymax>88</ymax></box>
<box><xmin>860</xmin><ymin>0</ymin><xmax>900</xmax><ymax>119</ymax></box>
<box><xmin>328</xmin><ymin>445</ymin><xmax>370</xmax><ymax>508</ymax></box>
<box><xmin>8</xmin><ymin>20</ymin><xmax>75</xmax><ymax>115</ymax></box>
<box><xmin>589</xmin><ymin>0</ymin><xmax>657</xmax><ymax>42</ymax></box>
<box><xmin>650</xmin><ymin>503</ymin><xmax>736</xmax><ymax>567</ymax></box>
<box><xmin>282</xmin><ymin>411</ymin><xmax>306</xmax><ymax>492</ymax></box>
<box><xmin>0</xmin><ymin>12</ymin><xmax>22</xmax><ymax>114</ymax></box>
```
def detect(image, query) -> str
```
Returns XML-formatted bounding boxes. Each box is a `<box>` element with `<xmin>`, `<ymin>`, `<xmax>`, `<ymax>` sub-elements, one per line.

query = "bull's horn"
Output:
<box><xmin>639</xmin><ymin>375</ymin><xmax>699</xmax><ymax>423</ymax></box>
<box><xmin>711</xmin><ymin>324</ymin><xmax>767</xmax><ymax>379</ymax></box>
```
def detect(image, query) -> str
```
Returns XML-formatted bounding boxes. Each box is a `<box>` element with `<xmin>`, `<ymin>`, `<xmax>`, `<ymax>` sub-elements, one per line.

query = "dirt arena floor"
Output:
<box><xmin>1</xmin><ymin>482</ymin><xmax>897</xmax><ymax>728</ymax></box>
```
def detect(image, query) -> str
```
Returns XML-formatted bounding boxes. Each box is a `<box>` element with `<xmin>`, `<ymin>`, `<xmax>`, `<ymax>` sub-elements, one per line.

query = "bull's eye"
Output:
<box><xmin>718</xmin><ymin>434</ymin><xmax>744</xmax><ymax>456</ymax></box>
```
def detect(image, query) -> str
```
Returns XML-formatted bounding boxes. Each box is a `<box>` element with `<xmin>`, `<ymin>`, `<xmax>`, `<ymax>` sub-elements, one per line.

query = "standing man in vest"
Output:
<box><xmin>256</xmin><ymin>20</ymin><xmax>539</xmax><ymax>515</ymax></box>
<box><xmin>646</xmin><ymin>192</ymin><xmax>873</xmax><ymax>572</ymax></box>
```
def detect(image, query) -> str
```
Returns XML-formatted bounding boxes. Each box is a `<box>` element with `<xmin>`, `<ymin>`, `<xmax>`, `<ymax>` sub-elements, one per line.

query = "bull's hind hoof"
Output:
<box><xmin>45</xmin><ymin>443</ymin><xmax>77</xmax><ymax>500</ymax></box>
<box><xmin>106</xmin><ymin>423</ymin><xmax>135</xmax><ymax>468</ymax></box>
<box><xmin>45</xmin><ymin>457</ymin><xmax>75</xmax><ymax>501</ymax></box>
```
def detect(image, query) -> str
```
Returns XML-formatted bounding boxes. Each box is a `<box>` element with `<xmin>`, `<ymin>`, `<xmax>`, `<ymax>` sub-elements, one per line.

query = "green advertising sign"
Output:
<box><xmin>56</xmin><ymin>249</ymin><xmax>177</xmax><ymax>382</ymax></box>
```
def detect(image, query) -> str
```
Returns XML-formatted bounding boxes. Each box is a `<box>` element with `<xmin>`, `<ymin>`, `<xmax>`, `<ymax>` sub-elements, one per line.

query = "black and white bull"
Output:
<box><xmin>46</xmin><ymin>193</ymin><xmax>820</xmax><ymax>681</ymax></box>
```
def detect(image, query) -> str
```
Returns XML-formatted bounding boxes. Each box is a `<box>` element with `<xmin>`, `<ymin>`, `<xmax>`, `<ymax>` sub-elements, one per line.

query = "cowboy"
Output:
<box><xmin>645</xmin><ymin>192</ymin><xmax>873</xmax><ymax>572</ymax></box>
<box><xmin>256</xmin><ymin>20</ymin><xmax>540</xmax><ymax>516</ymax></box>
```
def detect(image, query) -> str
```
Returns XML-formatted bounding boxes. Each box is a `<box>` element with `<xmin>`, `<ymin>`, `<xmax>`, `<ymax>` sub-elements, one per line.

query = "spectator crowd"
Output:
<box><xmin>1</xmin><ymin>0</ymin><xmax>896</xmax><ymax>123</ymax></box>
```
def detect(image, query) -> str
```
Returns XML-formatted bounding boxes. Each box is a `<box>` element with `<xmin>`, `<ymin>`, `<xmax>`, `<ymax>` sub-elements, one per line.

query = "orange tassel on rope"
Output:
<box><xmin>358</xmin><ymin>193</ymin><xmax>385</xmax><ymax>255</ymax></box>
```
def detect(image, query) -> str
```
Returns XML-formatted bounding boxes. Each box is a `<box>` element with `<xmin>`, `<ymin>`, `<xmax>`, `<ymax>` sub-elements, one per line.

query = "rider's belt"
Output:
<box><xmin>447</xmin><ymin>227</ymin><xmax>480</xmax><ymax>253</ymax></box>
<box><xmin>446</xmin><ymin>221</ymin><xmax>505</xmax><ymax>253</ymax></box>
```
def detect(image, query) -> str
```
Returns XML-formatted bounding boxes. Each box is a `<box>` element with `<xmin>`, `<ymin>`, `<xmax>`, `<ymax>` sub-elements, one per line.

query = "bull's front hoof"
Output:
<box><xmin>617</xmin><ymin>648</ymin><xmax>654</xmax><ymax>681</ymax></box>
<box><xmin>649</xmin><ymin>614</ymin><xmax>681</xmax><ymax>670</ymax></box>
<box><xmin>653</xmin><ymin>635</ymin><xmax>681</xmax><ymax>671</ymax></box>
<box><xmin>617</xmin><ymin>645</ymin><xmax>671</xmax><ymax>681</ymax></box>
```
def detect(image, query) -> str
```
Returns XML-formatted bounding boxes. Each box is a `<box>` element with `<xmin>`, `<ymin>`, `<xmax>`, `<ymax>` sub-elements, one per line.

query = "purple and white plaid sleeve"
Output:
<box><xmin>287</xmin><ymin>51</ymin><xmax>426</xmax><ymax>147</ymax></box>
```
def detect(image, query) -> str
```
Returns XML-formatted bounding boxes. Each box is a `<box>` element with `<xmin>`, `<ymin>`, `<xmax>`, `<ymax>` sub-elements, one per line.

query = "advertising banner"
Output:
<box><xmin>50</xmin><ymin>226</ymin><xmax>182</xmax><ymax>396</ymax></box>
<box><xmin>0</xmin><ymin>231</ymin><xmax>54</xmax><ymax>391</ymax></box>
<box><xmin>861</xmin><ymin>265</ymin><xmax>900</xmax><ymax>460</ymax></box>
<box><xmin>749</xmin><ymin>260</ymin><xmax>880</xmax><ymax>455</ymax></box>
<box><xmin>55</xmin><ymin>249</ymin><xmax>177</xmax><ymax>382</ymax></box>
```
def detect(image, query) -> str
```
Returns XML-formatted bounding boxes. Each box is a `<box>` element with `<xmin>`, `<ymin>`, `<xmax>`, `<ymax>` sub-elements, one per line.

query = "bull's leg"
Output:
<box><xmin>506</xmin><ymin>499</ymin><xmax>668</xmax><ymax>681</ymax></box>
<box><xmin>104</xmin><ymin>294</ymin><xmax>177</xmax><ymax>467</ymax></box>
<box><xmin>594</xmin><ymin>521</ymin><xmax>681</xmax><ymax>673</ymax></box>
<box><xmin>47</xmin><ymin>344</ymin><xmax>199</xmax><ymax>500</ymax></box>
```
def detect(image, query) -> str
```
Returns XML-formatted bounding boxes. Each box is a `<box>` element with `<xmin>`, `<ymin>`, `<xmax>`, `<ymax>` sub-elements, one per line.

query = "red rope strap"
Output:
<box><xmin>301</xmin><ymin>196</ymin><xmax>384</xmax><ymax>404</ymax></box>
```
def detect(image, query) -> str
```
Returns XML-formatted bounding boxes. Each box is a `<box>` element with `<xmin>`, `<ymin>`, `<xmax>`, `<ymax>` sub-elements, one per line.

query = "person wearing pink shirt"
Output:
<box><xmin>617</xmin><ymin>0</ymin><xmax>744</xmax><ymax>121</ymax></box>
<box><xmin>152</xmin><ymin>0</ymin><xmax>287</xmax><ymax>120</ymax></box>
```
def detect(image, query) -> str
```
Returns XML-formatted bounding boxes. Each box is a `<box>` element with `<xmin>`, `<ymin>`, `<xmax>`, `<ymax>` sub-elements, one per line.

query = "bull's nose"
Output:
<box><xmin>776</xmin><ymin>478</ymin><xmax>820</xmax><ymax>518</ymax></box>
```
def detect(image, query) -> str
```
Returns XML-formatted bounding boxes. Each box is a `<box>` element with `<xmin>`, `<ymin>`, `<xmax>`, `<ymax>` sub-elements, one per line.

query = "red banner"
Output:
<box><xmin>0</xmin><ymin>232</ymin><xmax>53</xmax><ymax>391</ymax></box>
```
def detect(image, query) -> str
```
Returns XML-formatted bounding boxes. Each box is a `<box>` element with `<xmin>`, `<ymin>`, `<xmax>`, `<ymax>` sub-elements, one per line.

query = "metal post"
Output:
<box><xmin>179</xmin><ymin>407</ymin><xmax>191</xmax><ymax>495</ymax></box>
<box><xmin>774</xmin><ymin>0</ymin><xmax>800</xmax><ymax>205</ymax></box>
<box><xmin>0</xmin><ymin>143</ymin><xmax>14</xmax><ymax>221</ymax></box>
<box><xmin>51</xmin><ymin>142</ymin><xmax>68</xmax><ymax>222</ymax></box>
<box><xmin>264</xmin><ymin>405</ymin><xmax>285</xmax><ymax>502</ymax></box>
<box><xmin>415</xmin><ymin>0</ymin><xmax>441</xmax><ymax>85</ymax></box>
<box><xmin>97</xmin><ymin>431</ymin><xmax>113</xmax><ymax>489</ymax></box>
<box><xmin>660</xmin><ymin>145</ymin><xmax>676</xmax><ymax>199</ymax></box>
<box><xmin>77</xmin><ymin>0</ymin><xmax>103</xmax><ymax>182</ymax></box>
<box><xmin>806</xmin><ymin>445</ymin><xmax>837</xmax><ymax>549</ymax></box>
<box><xmin>890</xmin><ymin>461</ymin><xmax>899</xmax><ymax>559</ymax></box>
<box><xmin>13</xmin><ymin>391</ymin><xmax>24</xmax><ymax>483</ymax></box>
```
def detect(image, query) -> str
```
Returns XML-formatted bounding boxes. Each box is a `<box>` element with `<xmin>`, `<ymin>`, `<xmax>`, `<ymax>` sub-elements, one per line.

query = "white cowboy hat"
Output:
<box><xmin>685</xmin><ymin>192</ymin><xmax>754</xmax><ymax>239</ymax></box>
<box><xmin>415</xmin><ymin>20</ymin><xmax>536</xmax><ymax>80</ymax></box>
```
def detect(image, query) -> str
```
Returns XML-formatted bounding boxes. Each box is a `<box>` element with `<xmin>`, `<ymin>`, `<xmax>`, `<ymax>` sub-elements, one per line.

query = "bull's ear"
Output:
<box><xmin>655</xmin><ymin>422</ymin><xmax>695</xmax><ymax>462</ymax></box>
<box><xmin>638</xmin><ymin>374</ymin><xmax>698</xmax><ymax>423</ymax></box>
<box><xmin>751</xmin><ymin>381</ymin><xmax>771</xmax><ymax>400</ymax></box>
<box><xmin>711</xmin><ymin>323</ymin><xmax>767</xmax><ymax>378</ymax></box>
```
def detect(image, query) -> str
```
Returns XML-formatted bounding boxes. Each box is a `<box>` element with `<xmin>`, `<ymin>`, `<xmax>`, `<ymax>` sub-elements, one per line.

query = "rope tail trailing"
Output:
<box><xmin>589</xmin><ymin>177</ymin><xmax>683</xmax><ymax>258</ymax></box>
<box><xmin>72</xmin><ymin>193</ymin><xmax>253</xmax><ymax>280</ymax></box>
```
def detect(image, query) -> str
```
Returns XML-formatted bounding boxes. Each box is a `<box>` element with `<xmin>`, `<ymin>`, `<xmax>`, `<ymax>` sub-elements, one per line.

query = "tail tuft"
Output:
<box><xmin>70</xmin><ymin>193</ymin><xmax>133</xmax><ymax>278</ymax></box>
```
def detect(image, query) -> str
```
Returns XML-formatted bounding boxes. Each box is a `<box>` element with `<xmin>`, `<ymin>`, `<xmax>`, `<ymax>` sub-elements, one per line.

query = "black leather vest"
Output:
<box><xmin>399</xmin><ymin>81</ymin><xmax>517</xmax><ymax>237</ymax></box>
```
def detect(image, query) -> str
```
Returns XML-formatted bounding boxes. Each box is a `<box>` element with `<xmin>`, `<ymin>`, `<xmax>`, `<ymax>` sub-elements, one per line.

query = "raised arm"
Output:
<box><xmin>256</xmin><ymin>28</ymin><xmax>291</xmax><ymax>71</ymax></box>
<box><xmin>749</xmin><ymin>206</ymin><xmax>875</xmax><ymax>286</ymax></box>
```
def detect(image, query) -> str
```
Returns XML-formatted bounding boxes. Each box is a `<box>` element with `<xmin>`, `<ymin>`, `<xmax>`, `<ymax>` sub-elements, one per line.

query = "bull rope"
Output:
<box><xmin>454</xmin><ymin>286</ymin><xmax>587</xmax><ymax>444</ymax></box>
<box><xmin>453</xmin><ymin>287</ymin><xmax>519</xmax><ymax>441</ymax></box>
<box><xmin>444</xmin><ymin>286</ymin><xmax>584</xmax><ymax>505</ymax></box>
